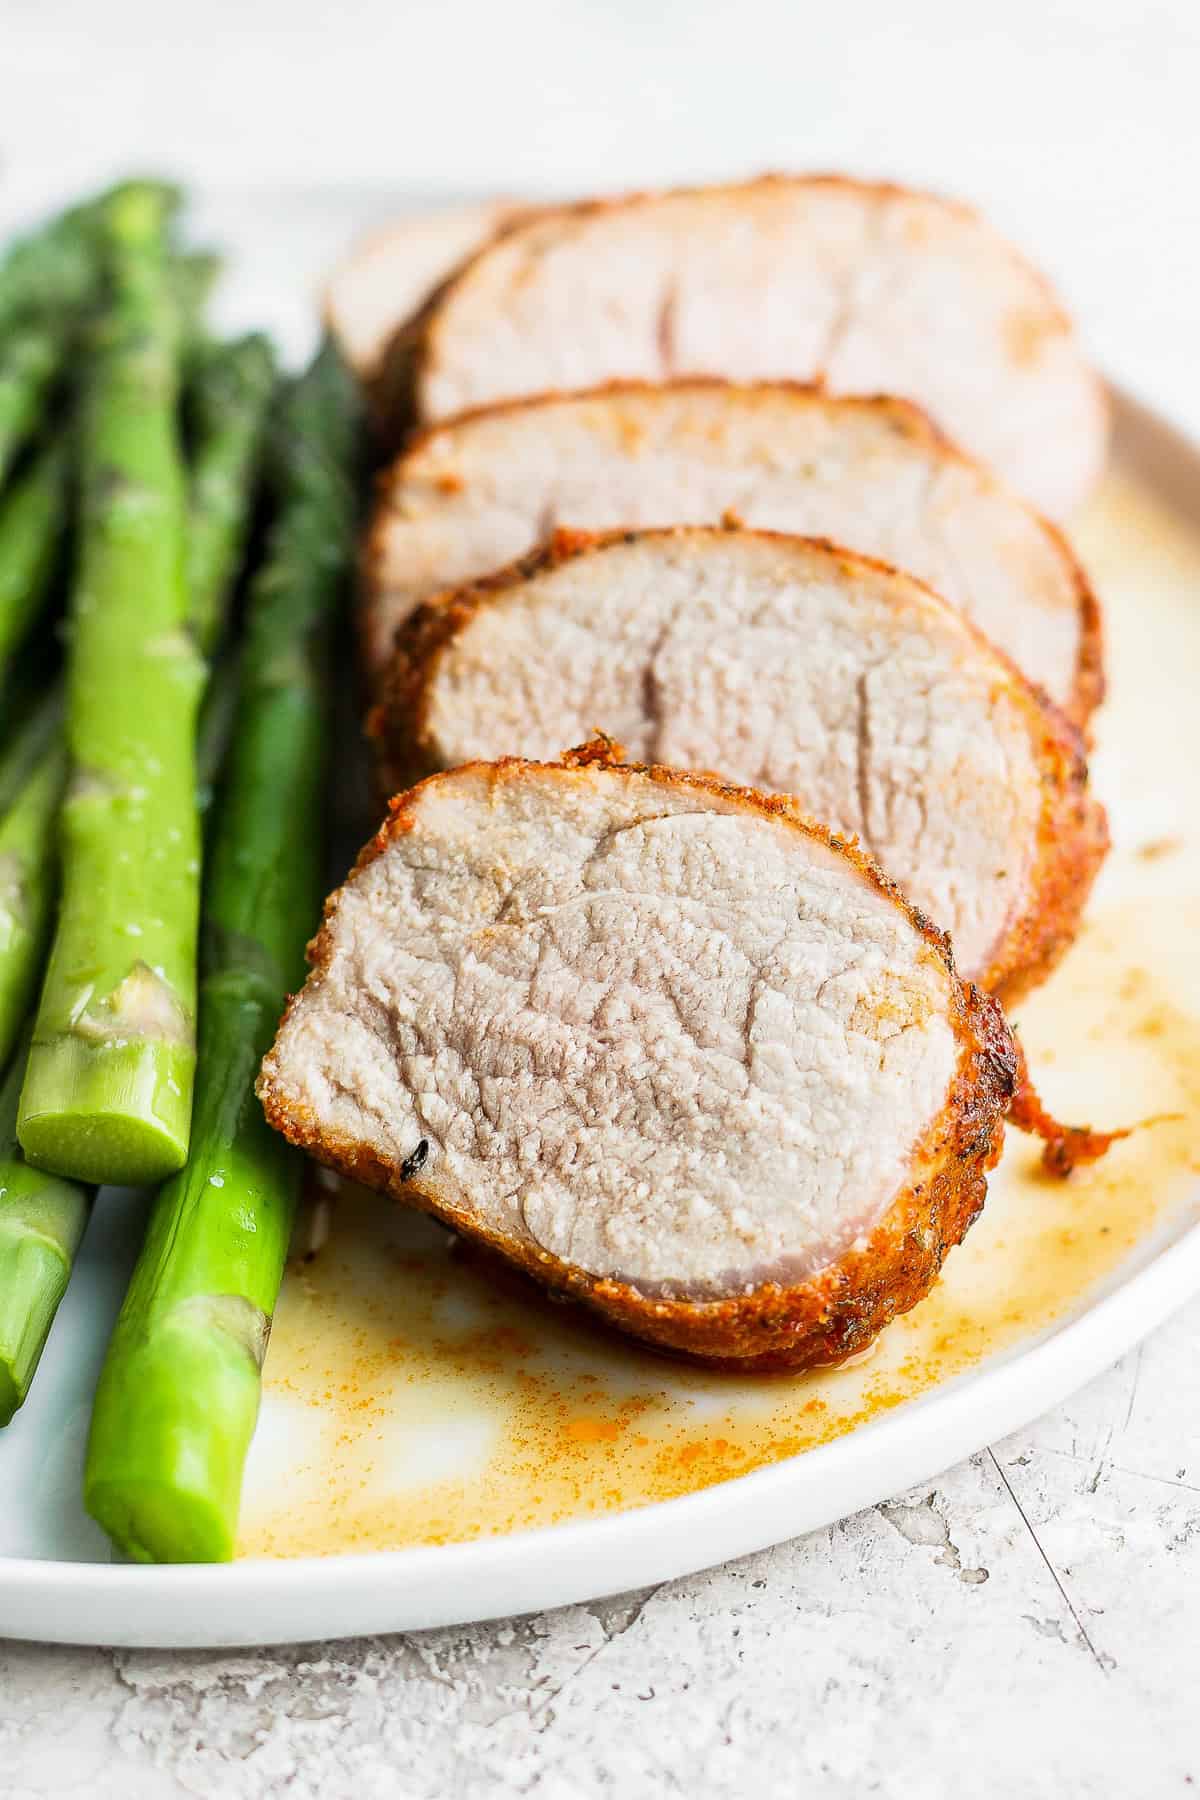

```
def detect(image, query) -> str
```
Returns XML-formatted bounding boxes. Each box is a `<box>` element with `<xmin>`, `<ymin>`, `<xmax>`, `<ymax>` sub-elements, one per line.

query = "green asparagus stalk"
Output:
<box><xmin>0</xmin><ymin>1033</ymin><xmax>90</xmax><ymax>1425</ymax></box>
<box><xmin>0</xmin><ymin>186</ymin><xmax>245</xmax><ymax>1422</ymax></box>
<box><xmin>0</xmin><ymin>691</ymin><xmax>68</xmax><ymax>1071</ymax></box>
<box><xmin>0</xmin><ymin>207</ymin><xmax>95</xmax><ymax>336</ymax></box>
<box><xmin>0</xmin><ymin>180</ymin><xmax>179</xmax><ymax>331</ymax></box>
<box><xmin>0</xmin><ymin>239</ymin><xmax>220</xmax><ymax>490</ymax></box>
<box><xmin>186</xmin><ymin>334</ymin><xmax>276</xmax><ymax>655</ymax></box>
<box><xmin>0</xmin><ymin>328</ymin><xmax>62</xmax><ymax>486</ymax></box>
<box><xmin>0</xmin><ymin>644</ymin><xmax>242</xmax><ymax>1429</ymax></box>
<box><xmin>172</xmin><ymin>249</ymin><xmax>222</xmax><ymax>339</ymax></box>
<box><xmin>17</xmin><ymin>183</ymin><xmax>206</xmax><ymax>1187</ymax></box>
<box><xmin>84</xmin><ymin>340</ymin><xmax>360</xmax><ymax>1562</ymax></box>
<box><xmin>0</xmin><ymin>328</ymin><xmax>268</xmax><ymax>1414</ymax></box>
<box><xmin>0</xmin><ymin>183</ymin><xmax>180</xmax><ymax>480</ymax></box>
<box><xmin>0</xmin><ymin>442</ymin><xmax>68</xmax><ymax>677</ymax></box>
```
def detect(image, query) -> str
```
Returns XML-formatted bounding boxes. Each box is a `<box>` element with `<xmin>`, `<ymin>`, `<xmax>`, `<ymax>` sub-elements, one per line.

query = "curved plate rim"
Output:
<box><xmin>3</xmin><ymin>1198</ymin><xmax>1197</xmax><ymax>1649</ymax></box>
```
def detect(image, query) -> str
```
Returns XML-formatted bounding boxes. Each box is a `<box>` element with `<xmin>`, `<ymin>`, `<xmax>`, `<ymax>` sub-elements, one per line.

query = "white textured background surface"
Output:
<box><xmin>3</xmin><ymin>3</ymin><xmax>1200</xmax><ymax>1793</ymax></box>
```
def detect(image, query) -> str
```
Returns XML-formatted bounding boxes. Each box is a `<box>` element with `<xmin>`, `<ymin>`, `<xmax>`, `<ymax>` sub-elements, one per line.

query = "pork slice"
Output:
<box><xmin>324</xmin><ymin>198</ymin><xmax>521</xmax><ymax>380</ymax></box>
<box><xmin>377</xmin><ymin>529</ymin><xmax>1108</xmax><ymax>1001</ymax></box>
<box><xmin>380</xmin><ymin>175</ymin><xmax>1106</xmax><ymax>519</ymax></box>
<box><xmin>363</xmin><ymin>383</ymin><xmax>1102</xmax><ymax>722</ymax></box>
<box><xmin>258</xmin><ymin>748</ymin><xmax>1014</xmax><ymax>1368</ymax></box>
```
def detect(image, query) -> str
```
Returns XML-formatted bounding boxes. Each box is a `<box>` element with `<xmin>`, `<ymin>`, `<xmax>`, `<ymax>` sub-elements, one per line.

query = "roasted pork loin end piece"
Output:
<box><xmin>362</xmin><ymin>382</ymin><xmax>1103</xmax><ymax>724</ymax></box>
<box><xmin>258</xmin><ymin>751</ymin><xmax>1016</xmax><ymax>1369</ymax></box>
<box><xmin>375</xmin><ymin>527</ymin><xmax>1108</xmax><ymax>1002</ymax></box>
<box><xmin>378</xmin><ymin>175</ymin><xmax>1108</xmax><ymax>517</ymax></box>
<box><xmin>324</xmin><ymin>198</ymin><xmax>522</xmax><ymax>381</ymax></box>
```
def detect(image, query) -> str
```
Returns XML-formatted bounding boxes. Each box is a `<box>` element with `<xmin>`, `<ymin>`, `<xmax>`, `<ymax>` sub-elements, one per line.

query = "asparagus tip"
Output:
<box><xmin>102</xmin><ymin>180</ymin><xmax>177</xmax><ymax>247</ymax></box>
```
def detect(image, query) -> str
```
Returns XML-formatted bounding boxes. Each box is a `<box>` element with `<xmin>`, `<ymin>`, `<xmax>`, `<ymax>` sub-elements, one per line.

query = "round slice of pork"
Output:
<box><xmin>380</xmin><ymin>175</ymin><xmax>1108</xmax><ymax>518</ymax></box>
<box><xmin>258</xmin><ymin>747</ymin><xmax>1015</xmax><ymax>1369</ymax></box>
<box><xmin>324</xmin><ymin>198</ymin><xmax>522</xmax><ymax>380</ymax></box>
<box><xmin>377</xmin><ymin>529</ymin><xmax>1109</xmax><ymax>1001</ymax></box>
<box><xmin>363</xmin><ymin>383</ymin><xmax>1102</xmax><ymax>723</ymax></box>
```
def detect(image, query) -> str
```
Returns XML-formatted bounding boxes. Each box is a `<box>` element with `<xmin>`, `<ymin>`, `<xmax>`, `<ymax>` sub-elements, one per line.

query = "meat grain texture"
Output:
<box><xmin>377</xmin><ymin>176</ymin><xmax>1108</xmax><ymax>518</ymax></box>
<box><xmin>259</xmin><ymin>749</ymin><xmax>1017</xmax><ymax>1369</ymax></box>
<box><xmin>363</xmin><ymin>382</ymin><xmax>1102</xmax><ymax>722</ymax></box>
<box><xmin>375</xmin><ymin>529</ymin><xmax>1108</xmax><ymax>1002</ymax></box>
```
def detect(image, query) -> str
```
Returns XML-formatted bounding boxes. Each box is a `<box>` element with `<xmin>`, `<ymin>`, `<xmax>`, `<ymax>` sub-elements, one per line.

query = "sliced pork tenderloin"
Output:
<box><xmin>258</xmin><ymin>746</ymin><xmax>1016</xmax><ymax>1369</ymax></box>
<box><xmin>324</xmin><ymin>198</ymin><xmax>522</xmax><ymax>380</ymax></box>
<box><xmin>375</xmin><ymin>528</ymin><xmax>1108</xmax><ymax>1002</ymax></box>
<box><xmin>378</xmin><ymin>175</ymin><xmax>1107</xmax><ymax>517</ymax></box>
<box><xmin>363</xmin><ymin>383</ymin><xmax>1102</xmax><ymax>723</ymax></box>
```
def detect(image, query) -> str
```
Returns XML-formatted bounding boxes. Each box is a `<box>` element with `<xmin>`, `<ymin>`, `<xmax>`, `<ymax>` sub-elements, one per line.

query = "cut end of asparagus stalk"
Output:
<box><xmin>85</xmin><ymin>1484</ymin><xmax>231</xmax><ymax>1565</ymax></box>
<box><xmin>0</xmin><ymin>1215</ymin><xmax>85</xmax><ymax>1425</ymax></box>
<box><xmin>18</xmin><ymin>1033</ymin><xmax>194</xmax><ymax>1186</ymax></box>
<box><xmin>0</xmin><ymin>1021</ymin><xmax>92</xmax><ymax>1424</ymax></box>
<box><xmin>86</xmin><ymin>1298</ymin><xmax>268</xmax><ymax>1561</ymax></box>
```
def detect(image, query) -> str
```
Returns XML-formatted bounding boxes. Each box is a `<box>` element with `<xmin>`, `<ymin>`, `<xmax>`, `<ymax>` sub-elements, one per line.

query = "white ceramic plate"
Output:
<box><xmin>0</xmin><ymin>191</ymin><xmax>1197</xmax><ymax>1648</ymax></box>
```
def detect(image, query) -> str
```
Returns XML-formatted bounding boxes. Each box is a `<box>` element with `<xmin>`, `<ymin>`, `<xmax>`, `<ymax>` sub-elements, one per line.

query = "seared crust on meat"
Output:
<box><xmin>370</xmin><ymin>527</ymin><xmax>1109</xmax><ymax>1003</ymax></box>
<box><xmin>258</xmin><ymin>745</ymin><xmax>1016</xmax><ymax>1370</ymax></box>
<box><xmin>373</xmin><ymin>172</ymin><xmax>1108</xmax><ymax>517</ymax></box>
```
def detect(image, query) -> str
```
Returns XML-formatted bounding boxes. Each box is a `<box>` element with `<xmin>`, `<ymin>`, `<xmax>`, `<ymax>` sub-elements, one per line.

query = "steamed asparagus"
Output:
<box><xmin>0</xmin><ymin>180</ymin><xmax>179</xmax><ymax>331</ymax></box>
<box><xmin>0</xmin><ymin>329</ymin><xmax>61</xmax><ymax>486</ymax></box>
<box><xmin>0</xmin><ymin>199</ymin><xmax>98</xmax><ymax>332</ymax></box>
<box><xmin>0</xmin><ymin>692</ymin><xmax>68</xmax><ymax>1071</ymax></box>
<box><xmin>0</xmin><ymin>641</ymin><xmax>249</xmax><ymax>1429</ymax></box>
<box><xmin>0</xmin><ymin>698</ymin><xmax>77</xmax><ymax>1428</ymax></box>
<box><xmin>0</xmin><ymin>442</ymin><xmax>68</xmax><ymax>678</ymax></box>
<box><xmin>85</xmin><ymin>341</ymin><xmax>360</xmax><ymax>1562</ymax></box>
<box><xmin>0</xmin><ymin>1033</ymin><xmax>90</xmax><ymax>1426</ymax></box>
<box><xmin>0</xmin><ymin>182</ymin><xmax>184</xmax><ymax>484</ymax></box>
<box><xmin>186</xmin><ymin>334</ymin><xmax>276</xmax><ymax>655</ymax></box>
<box><xmin>17</xmin><ymin>182</ymin><xmax>206</xmax><ymax>1187</ymax></box>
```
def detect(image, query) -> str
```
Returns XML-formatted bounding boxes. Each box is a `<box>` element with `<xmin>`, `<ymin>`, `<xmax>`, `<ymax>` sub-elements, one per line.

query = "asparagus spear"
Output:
<box><xmin>0</xmin><ymin>690</ymin><xmax>68</xmax><ymax>1071</ymax></box>
<box><xmin>0</xmin><ymin>188</ymin><xmax>245</xmax><ymax>1421</ymax></box>
<box><xmin>0</xmin><ymin>183</ymin><xmax>185</xmax><ymax>478</ymax></box>
<box><xmin>186</xmin><ymin>334</ymin><xmax>276</xmax><ymax>655</ymax></box>
<box><xmin>0</xmin><ymin>180</ymin><xmax>179</xmax><ymax>331</ymax></box>
<box><xmin>0</xmin><ymin>329</ymin><xmax>62</xmax><ymax>487</ymax></box>
<box><xmin>0</xmin><ymin>205</ymin><xmax>96</xmax><ymax>335</ymax></box>
<box><xmin>0</xmin><ymin>677</ymin><xmax>77</xmax><ymax>1430</ymax></box>
<box><xmin>85</xmin><ymin>340</ymin><xmax>360</xmax><ymax>1562</ymax></box>
<box><xmin>0</xmin><ymin>442</ymin><xmax>68</xmax><ymax>678</ymax></box>
<box><xmin>0</xmin><ymin>197</ymin><xmax>100</xmax><ymax>487</ymax></box>
<box><xmin>0</xmin><ymin>1033</ymin><xmax>89</xmax><ymax>1426</ymax></box>
<box><xmin>0</xmin><ymin>238</ymin><xmax>222</xmax><ymax>489</ymax></box>
<box><xmin>17</xmin><ymin>183</ymin><xmax>206</xmax><ymax>1187</ymax></box>
<box><xmin>0</xmin><ymin>635</ymin><xmax>247</xmax><ymax>1429</ymax></box>
<box><xmin>172</xmin><ymin>249</ymin><xmax>221</xmax><ymax>339</ymax></box>
<box><xmin>0</xmin><ymin>330</ymin><xmax>271</xmax><ymax>1413</ymax></box>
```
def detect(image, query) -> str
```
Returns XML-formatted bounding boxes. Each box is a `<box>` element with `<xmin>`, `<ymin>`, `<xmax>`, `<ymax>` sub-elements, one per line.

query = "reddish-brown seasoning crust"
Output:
<box><xmin>1007</xmin><ymin>1034</ymin><xmax>1130</xmax><ymax>1175</ymax></box>
<box><xmin>258</xmin><ymin>743</ymin><xmax>1017</xmax><ymax>1371</ymax></box>
<box><xmin>360</xmin><ymin>378</ymin><xmax>1105</xmax><ymax>729</ymax></box>
<box><xmin>367</xmin><ymin>526</ymin><xmax>1109</xmax><ymax>1005</ymax></box>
